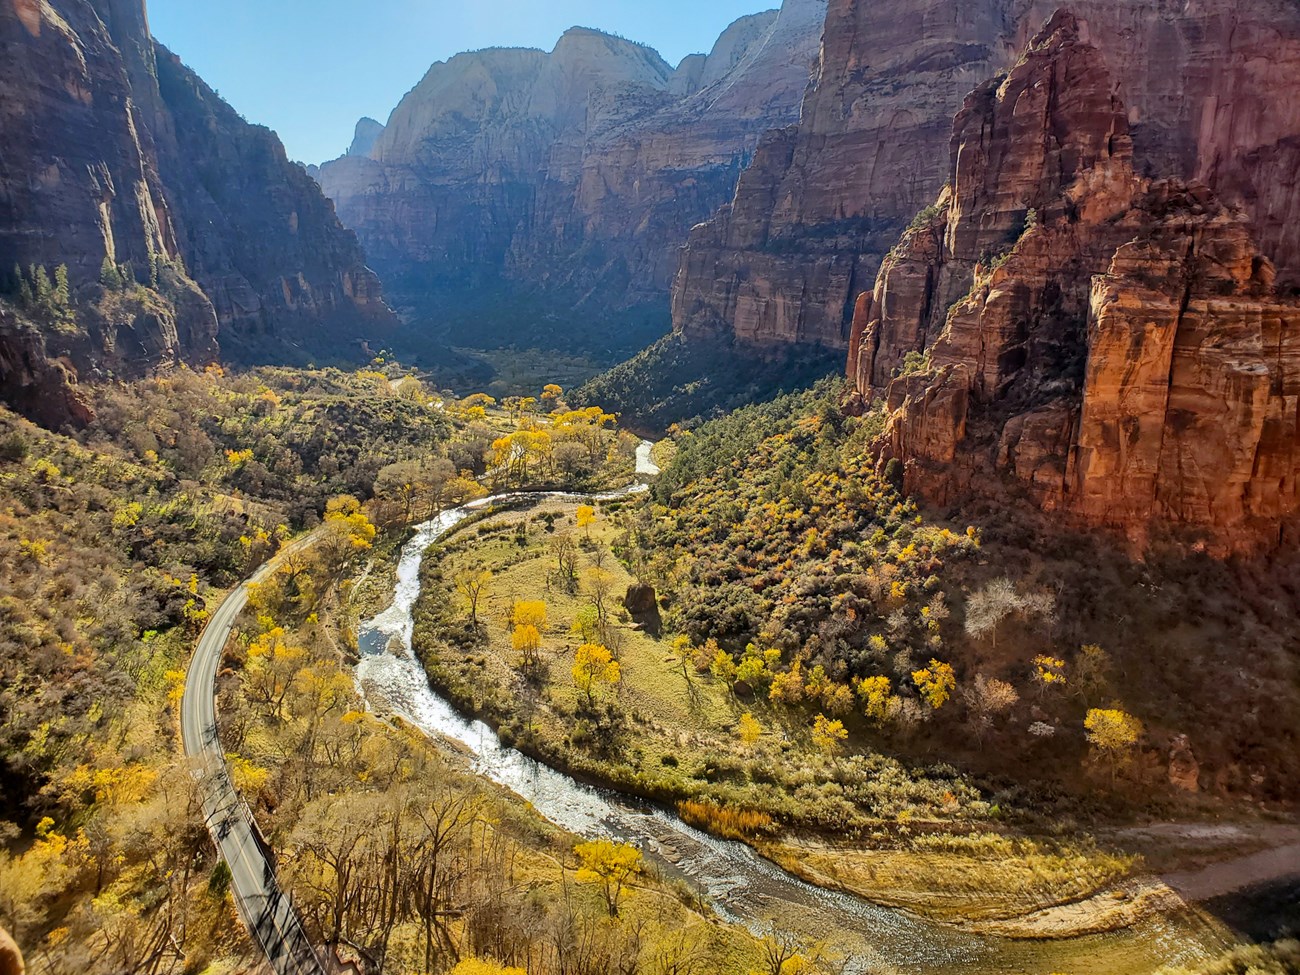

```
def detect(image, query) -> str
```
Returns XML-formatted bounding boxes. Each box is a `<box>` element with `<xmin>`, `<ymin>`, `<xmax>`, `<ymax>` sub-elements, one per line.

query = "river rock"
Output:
<box><xmin>1168</xmin><ymin>736</ymin><xmax>1201</xmax><ymax>793</ymax></box>
<box><xmin>0</xmin><ymin>926</ymin><xmax>23</xmax><ymax>975</ymax></box>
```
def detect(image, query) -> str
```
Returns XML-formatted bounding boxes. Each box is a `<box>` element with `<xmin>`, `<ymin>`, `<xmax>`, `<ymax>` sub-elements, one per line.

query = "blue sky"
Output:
<box><xmin>148</xmin><ymin>0</ymin><xmax>778</xmax><ymax>165</ymax></box>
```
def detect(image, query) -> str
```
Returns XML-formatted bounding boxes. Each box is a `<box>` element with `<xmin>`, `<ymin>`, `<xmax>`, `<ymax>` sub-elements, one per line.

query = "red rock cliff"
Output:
<box><xmin>674</xmin><ymin>0</ymin><xmax>1300</xmax><ymax>351</ymax></box>
<box><xmin>848</xmin><ymin>12</ymin><xmax>1300</xmax><ymax>549</ymax></box>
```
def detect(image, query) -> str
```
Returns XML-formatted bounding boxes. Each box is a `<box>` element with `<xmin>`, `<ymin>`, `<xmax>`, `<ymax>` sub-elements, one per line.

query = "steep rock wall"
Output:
<box><xmin>674</xmin><ymin>0</ymin><xmax>1300</xmax><ymax>350</ymax></box>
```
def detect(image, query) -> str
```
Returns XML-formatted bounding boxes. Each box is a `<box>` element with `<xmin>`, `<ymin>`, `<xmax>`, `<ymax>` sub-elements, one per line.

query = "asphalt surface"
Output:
<box><xmin>181</xmin><ymin>536</ymin><xmax>326</xmax><ymax>975</ymax></box>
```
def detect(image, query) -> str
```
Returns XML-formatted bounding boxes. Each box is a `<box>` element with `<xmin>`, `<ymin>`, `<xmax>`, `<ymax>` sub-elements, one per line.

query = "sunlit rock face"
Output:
<box><xmin>846</xmin><ymin>12</ymin><xmax>1300</xmax><ymax>552</ymax></box>
<box><xmin>317</xmin><ymin>0</ymin><xmax>827</xmax><ymax>312</ymax></box>
<box><xmin>673</xmin><ymin>0</ymin><xmax>1300</xmax><ymax>353</ymax></box>
<box><xmin>0</xmin><ymin>0</ymin><xmax>395</xmax><ymax>415</ymax></box>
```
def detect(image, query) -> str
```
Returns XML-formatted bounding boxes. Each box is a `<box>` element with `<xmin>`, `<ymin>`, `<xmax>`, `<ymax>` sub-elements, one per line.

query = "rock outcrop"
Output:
<box><xmin>317</xmin><ymin>0</ymin><xmax>825</xmax><ymax>317</ymax></box>
<box><xmin>0</xmin><ymin>925</ymin><xmax>22</xmax><ymax>975</ymax></box>
<box><xmin>674</xmin><ymin>0</ymin><xmax>1300</xmax><ymax>351</ymax></box>
<box><xmin>848</xmin><ymin>12</ymin><xmax>1300</xmax><ymax>549</ymax></box>
<box><xmin>0</xmin><ymin>0</ymin><xmax>394</xmax><ymax>422</ymax></box>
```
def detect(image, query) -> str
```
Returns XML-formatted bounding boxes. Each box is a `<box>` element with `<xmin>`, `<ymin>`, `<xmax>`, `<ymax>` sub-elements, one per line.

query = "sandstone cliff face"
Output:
<box><xmin>318</xmin><ymin>0</ymin><xmax>825</xmax><ymax>316</ymax></box>
<box><xmin>674</xmin><ymin>0</ymin><xmax>1300</xmax><ymax>351</ymax></box>
<box><xmin>849</xmin><ymin>13</ymin><xmax>1300</xmax><ymax>548</ymax></box>
<box><xmin>0</xmin><ymin>0</ymin><xmax>393</xmax><ymax>425</ymax></box>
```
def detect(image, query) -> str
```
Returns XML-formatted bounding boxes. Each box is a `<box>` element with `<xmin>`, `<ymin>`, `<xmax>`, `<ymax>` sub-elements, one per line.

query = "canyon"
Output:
<box><xmin>316</xmin><ymin>0</ymin><xmax>826</xmax><ymax>328</ymax></box>
<box><xmin>0</xmin><ymin>0</ymin><xmax>394</xmax><ymax>425</ymax></box>
<box><xmin>846</xmin><ymin>11</ymin><xmax>1300</xmax><ymax>548</ymax></box>
<box><xmin>672</xmin><ymin>0</ymin><xmax>1300</xmax><ymax>352</ymax></box>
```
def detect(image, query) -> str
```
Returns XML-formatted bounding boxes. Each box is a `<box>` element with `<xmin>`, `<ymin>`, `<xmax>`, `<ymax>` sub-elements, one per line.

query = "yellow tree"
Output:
<box><xmin>511</xmin><ymin>600</ymin><xmax>548</xmax><ymax>631</ymax></box>
<box><xmin>574</xmin><ymin>839</ymin><xmax>642</xmax><ymax>917</ymax></box>
<box><xmin>576</xmin><ymin>504</ymin><xmax>597</xmax><ymax>539</ymax></box>
<box><xmin>511</xmin><ymin>624</ymin><xmax>542</xmax><ymax>669</ymax></box>
<box><xmin>737</xmin><ymin>712</ymin><xmax>763</xmax><ymax>746</ymax></box>
<box><xmin>1085</xmin><ymin>708</ymin><xmax>1143</xmax><ymax>782</ymax></box>
<box><xmin>769</xmin><ymin>663</ymin><xmax>805</xmax><ymax>706</ymax></box>
<box><xmin>811</xmin><ymin>714</ymin><xmax>847</xmax><ymax>756</ymax></box>
<box><xmin>573</xmin><ymin>643</ymin><xmax>620</xmax><ymax>706</ymax></box>
<box><xmin>856</xmin><ymin>675</ymin><xmax>894</xmax><ymax>725</ymax></box>
<box><xmin>912</xmin><ymin>659</ymin><xmax>956</xmax><ymax>710</ymax></box>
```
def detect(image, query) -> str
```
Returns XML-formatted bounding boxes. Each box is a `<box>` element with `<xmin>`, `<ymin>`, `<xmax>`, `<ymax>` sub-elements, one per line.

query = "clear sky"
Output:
<box><xmin>148</xmin><ymin>0</ymin><xmax>779</xmax><ymax>165</ymax></box>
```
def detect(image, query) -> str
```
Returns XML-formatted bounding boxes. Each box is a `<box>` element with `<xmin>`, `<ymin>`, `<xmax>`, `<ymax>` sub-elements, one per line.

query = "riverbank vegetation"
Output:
<box><xmin>405</xmin><ymin>378</ymin><xmax>1300</xmax><ymax>934</ymax></box>
<box><xmin>0</xmin><ymin>362</ymin><xmax>636</xmax><ymax>973</ymax></box>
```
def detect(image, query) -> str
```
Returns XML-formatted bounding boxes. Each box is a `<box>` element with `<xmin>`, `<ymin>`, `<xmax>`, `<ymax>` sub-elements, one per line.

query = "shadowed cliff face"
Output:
<box><xmin>673</xmin><ymin>0</ymin><xmax>1300</xmax><ymax>352</ymax></box>
<box><xmin>0</xmin><ymin>0</ymin><xmax>394</xmax><ymax>426</ymax></box>
<box><xmin>317</xmin><ymin>0</ymin><xmax>826</xmax><ymax>327</ymax></box>
<box><xmin>847</xmin><ymin>12</ymin><xmax>1300</xmax><ymax>551</ymax></box>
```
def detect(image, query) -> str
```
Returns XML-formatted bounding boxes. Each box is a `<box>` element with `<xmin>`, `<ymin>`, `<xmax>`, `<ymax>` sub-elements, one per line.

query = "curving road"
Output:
<box><xmin>181</xmin><ymin>536</ymin><xmax>325</xmax><ymax>975</ymax></box>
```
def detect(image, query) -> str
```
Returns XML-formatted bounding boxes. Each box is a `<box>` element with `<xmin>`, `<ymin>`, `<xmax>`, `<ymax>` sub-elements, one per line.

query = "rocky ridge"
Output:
<box><xmin>317</xmin><ymin>0</ymin><xmax>826</xmax><ymax>317</ymax></box>
<box><xmin>0</xmin><ymin>0</ymin><xmax>394</xmax><ymax>426</ymax></box>
<box><xmin>846</xmin><ymin>12</ymin><xmax>1300</xmax><ymax>549</ymax></box>
<box><xmin>673</xmin><ymin>0</ymin><xmax>1300</xmax><ymax>352</ymax></box>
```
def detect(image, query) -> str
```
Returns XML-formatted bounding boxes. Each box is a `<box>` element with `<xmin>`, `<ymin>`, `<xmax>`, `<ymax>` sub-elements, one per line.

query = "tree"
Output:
<box><xmin>551</xmin><ymin>534</ymin><xmax>579</xmax><ymax>589</ymax></box>
<box><xmin>511</xmin><ymin>624</ymin><xmax>542</xmax><ymax>669</ymax></box>
<box><xmin>811</xmin><ymin>713</ymin><xmax>847</xmax><ymax>756</ymax></box>
<box><xmin>1073</xmin><ymin>644</ymin><xmax>1113</xmax><ymax>703</ymax></box>
<box><xmin>769</xmin><ymin>663</ymin><xmax>805</xmax><ymax>706</ymax></box>
<box><xmin>511</xmin><ymin>600</ymin><xmax>548</xmax><ymax>631</ymax></box>
<box><xmin>737</xmin><ymin>712</ymin><xmax>763</xmax><ymax>746</ymax></box>
<box><xmin>1085</xmin><ymin>708</ymin><xmax>1143</xmax><ymax>782</ymax></box>
<box><xmin>572</xmin><ymin>643</ymin><xmax>620</xmax><ymax>706</ymax></box>
<box><xmin>964</xmin><ymin>577</ymin><xmax>1054</xmax><ymax>647</ymax></box>
<box><xmin>1032</xmin><ymin>655</ymin><xmax>1067</xmax><ymax>696</ymax></box>
<box><xmin>577</xmin><ymin>504</ymin><xmax>597</xmax><ymax>539</ymax></box>
<box><xmin>912</xmin><ymin>659</ymin><xmax>956</xmax><ymax>710</ymax></box>
<box><xmin>541</xmin><ymin>383</ymin><xmax>564</xmax><ymax>405</ymax></box>
<box><xmin>573</xmin><ymin>839</ymin><xmax>642</xmax><ymax>917</ymax></box>
<box><xmin>963</xmin><ymin>674</ymin><xmax>1019</xmax><ymax>741</ymax></box>
<box><xmin>856</xmin><ymin>675</ymin><xmax>893</xmax><ymax>724</ymax></box>
<box><xmin>583</xmin><ymin>567</ymin><xmax>616</xmax><ymax>624</ymax></box>
<box><xmin>457</xmin><ymin>568</ymin><xmax>493</xmax><ymax>626</ymax></box>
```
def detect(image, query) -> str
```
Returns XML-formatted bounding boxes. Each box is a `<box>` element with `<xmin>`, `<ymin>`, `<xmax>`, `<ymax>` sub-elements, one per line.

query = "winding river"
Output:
<box><xmin>354</xmin><ymin>447</ymin><xmax>1228</xmax><ymax>974</ymax></box>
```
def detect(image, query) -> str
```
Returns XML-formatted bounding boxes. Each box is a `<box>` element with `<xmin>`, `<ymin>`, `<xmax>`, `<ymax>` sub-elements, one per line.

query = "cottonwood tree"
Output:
<box><xmin>963</xmin><ymin>674</ymin><xmax>1019</xmax><ymax>742</ymax></box>
<box><xmin>1085</xmin><ymin>708</ymin><xmax>1144</xmax><ymax>783</ymax></box>
<box><xmin>572</xmin><ymin>644</ymin><xmax>620</xmax><ymax>707</ymax></box>
<box><xmin>964</xmin><ymin>577</ymin><xmax>1054</xmax><ymax>646</ymax></box>
<box><xmin>574</xmin><ymin>840</ymin><xmax>642</xmax><ymax>917</ymax></box>
<box><xmin>457</xmin><ymin>568</ymin><xmax>493</xmax><ymax>626</ymax></box>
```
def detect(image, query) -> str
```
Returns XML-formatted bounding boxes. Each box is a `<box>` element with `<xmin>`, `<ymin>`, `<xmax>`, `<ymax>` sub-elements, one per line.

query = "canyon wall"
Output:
<box><xmin>847</xmin><ymin>12</ymin><xmax>1300</xmax><ymax>548</ymax></box>
<box><xmin>673</xmin><ymin>0</ymin><xmax>1300</xmax><ymax>351</ymax></box>
<box><xmin>0</xmin><ymin>0</ymin><xmax>394</xmax><ymax>424</ymax></box>
<box><xmin>317</xmin><ymin>0</ymin><xmax>826</xmax><ymax>317</ymax></box>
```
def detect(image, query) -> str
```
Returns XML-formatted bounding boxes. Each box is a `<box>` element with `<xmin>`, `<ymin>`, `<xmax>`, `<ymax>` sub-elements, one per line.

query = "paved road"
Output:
<box><xmin>181</xmin><ymin>536</ymin><xmax>325</xmax><ymax>975</ymax></box>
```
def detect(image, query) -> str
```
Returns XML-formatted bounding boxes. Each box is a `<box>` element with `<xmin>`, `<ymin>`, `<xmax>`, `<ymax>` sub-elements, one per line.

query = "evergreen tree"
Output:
<box><xmin>100</xmin><ymin>256</ymin><xmax>124</xmax><ymax>290</ymax></box>
<box><xmin>53</xmin><ymin>265</ymin><xmax>70</xmax><ymax>309</ymax></box>
<box><xmin>17</xmin><ymin>266</ymin><xmax>33</xmax><ymax>308</ymax></box>
<box><xmin>31</xmin><ymin>265</ymin><xmax>51</xmax><ymax>303</ymax></box>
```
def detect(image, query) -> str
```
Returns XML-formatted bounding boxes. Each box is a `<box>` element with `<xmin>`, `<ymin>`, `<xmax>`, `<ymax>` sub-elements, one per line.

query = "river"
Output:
<box><xmin>353</xmin><ymin>447</ymin><xmax>1229</xmax><ymax>974</ymax></box>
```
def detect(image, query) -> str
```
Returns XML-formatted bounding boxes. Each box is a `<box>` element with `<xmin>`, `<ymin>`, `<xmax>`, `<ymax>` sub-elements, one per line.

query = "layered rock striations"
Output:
<box><xmin>848</xmin><ymin>12</ymin><xmax>1300</xmax><ymax>548</ymax></box>
<box><xmin>0</xmin><ymin>0</ymin><xmax>393</xmax><ymax>424</ymax></box>
<box><xmin>674</xmin><ymin>0</ymin><xmax>1300</xmax><ymax>351</ymax></box>
<box><xmin>317</xmin><ymin>0</ymin><xmax>826</xmax><ymax>314</ymax></box>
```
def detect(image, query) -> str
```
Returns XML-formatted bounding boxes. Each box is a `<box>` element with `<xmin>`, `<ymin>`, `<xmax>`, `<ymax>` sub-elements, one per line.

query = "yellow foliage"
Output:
<box><xmin>1034</xmin><ymin>654</ymin><xmax>1068</xmax><ymax>688</ymax></box>
<box><xmin>1084</xmin><ymin>709</ymin><xmax>1143</xmax><ymax>757</ymax></box>
<box><xmin>811</xmin><ymin>713</ymin><xmax>848</xmax><ymax>755</ymax></box>
<box><xmin>450</xmin><ymin>961</ymin><xmax>527</xmax><ymax>975</ymax></box>
<box><xmin>678</xmin><ymin>800</ymin><xmax>774</xmax><ymax>840</ymax></box>
<box><xmin>573</xmin><ymin>643</ymin><xmax>620</xmax><ymax>703</ymax></box>
<box><xmin>511</xmin><ymin>600</ymin><xmax>548</xmax><ymax>630</ymax></box>
<box><xmin>857</xmin><ymin>675</ymin><xmax>894</xmax><ymax>723</ymax></box>
<box><xmin>737</xmin><ymin>711</ymin><xmax>763</xmax><ymax>745</ymax></box>
<box><xmin>912</xmin><ymin>659</ymin><xmax>956</xmax><ymax>710</ymax></box>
